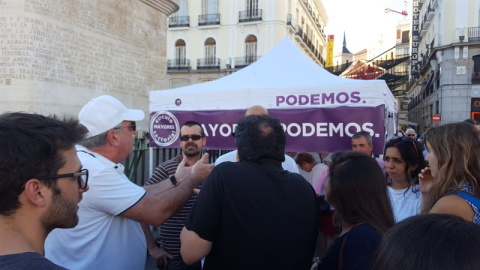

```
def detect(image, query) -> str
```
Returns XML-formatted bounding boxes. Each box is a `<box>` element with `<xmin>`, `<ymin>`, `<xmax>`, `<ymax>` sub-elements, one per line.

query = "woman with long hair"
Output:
<box><xmin>317</xmin><ymin>151</ymin><xmax>394</xmax><ymax>270</ymax></box>
<box><xmin>419</xmin><ymin>122</ymin><xmax>480</xmax><ymax>223</ymax></box>
<box><xmin>384</xmin><ymin>136</ymin><xmax>426</xmax><ymax>222</ymax></box>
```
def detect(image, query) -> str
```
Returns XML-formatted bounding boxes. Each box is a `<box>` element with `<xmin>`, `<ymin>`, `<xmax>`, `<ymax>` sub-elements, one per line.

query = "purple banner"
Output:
<box><xmin>150</xmin><ymin>106</ymin><xmax>386</xmax><ymax>154</ymax></box>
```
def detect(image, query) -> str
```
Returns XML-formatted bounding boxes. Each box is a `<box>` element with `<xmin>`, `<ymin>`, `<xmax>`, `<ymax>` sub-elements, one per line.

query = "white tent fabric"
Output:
<box><xmin>150</xmin><ymin>36</ymin><xmax>397</xmax><ymax>114</ymax></box>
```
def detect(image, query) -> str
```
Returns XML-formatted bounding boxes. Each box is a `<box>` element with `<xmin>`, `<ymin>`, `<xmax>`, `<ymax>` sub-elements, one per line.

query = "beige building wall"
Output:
<box><xmin>0</xmin><ymin>0</ymin><xmax>176</xmax><ymax>132</ymax></box>
<box><xmin>164</xmin><ymin>0</ymin><xmax>329</xmax><ymax>89</ymax></box>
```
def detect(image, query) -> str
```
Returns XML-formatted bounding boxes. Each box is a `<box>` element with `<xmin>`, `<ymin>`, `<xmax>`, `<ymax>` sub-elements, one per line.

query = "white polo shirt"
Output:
<box><xmin>45</xmin><ymin>146</ymin><xmax>147</xmax><ymax>270</ymax></box>
<box><xmin>214</xmin><ymin>150</ymin><xmax>300</xmax><ymax>173</ymax></box>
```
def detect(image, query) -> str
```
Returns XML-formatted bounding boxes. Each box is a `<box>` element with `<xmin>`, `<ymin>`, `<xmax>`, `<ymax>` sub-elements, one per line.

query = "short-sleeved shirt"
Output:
<box><xmin>147</xmin><ymin>157</ymin><xmax>198</xmax><ymax>257</ymax></box>
<box><xmin>45</xmin><ymin>146</ymin><xmax>147</xmax><ymax>270</ymax></box>
<box><xmin>388</xmin><ymin>185</ymin><xmax>421</xmax><ymax>223</ymax></box>
<box><xmin>186</xmin><ymin>159</ymin><xmax>319</xmax><ymax>270</ymax></box>
<box><xmin>0</xmin><ymin>252</ymin><xmax>67</xmax><ymax>270</ymax></box>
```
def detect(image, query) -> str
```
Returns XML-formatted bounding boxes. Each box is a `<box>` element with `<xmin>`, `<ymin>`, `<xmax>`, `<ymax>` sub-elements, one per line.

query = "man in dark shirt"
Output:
<box><xmin>142</xmin><ymin>121</ymin><xmax>206</xmax><ymax>270</ymax></box>
<box><xmin>0</xmin><ymin>113</ymin><xmax>87</xmax><ymax>269</ymax></box>
<box><xmin>180</xmin><ymin>115</ymin><xmax>319</xmax><ymax>270</ymax></box>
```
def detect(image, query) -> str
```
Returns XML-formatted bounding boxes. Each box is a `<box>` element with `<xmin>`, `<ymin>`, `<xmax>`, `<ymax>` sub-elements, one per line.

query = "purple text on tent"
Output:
<box><xmin>275</xmin><ymin>91</ymin><xmax>362</xmax><ymax>106</ymax></box>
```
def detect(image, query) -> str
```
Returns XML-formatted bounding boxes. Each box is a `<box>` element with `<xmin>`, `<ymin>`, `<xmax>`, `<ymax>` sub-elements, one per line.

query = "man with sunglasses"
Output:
<box><xmin>142</xmin><ymin>121</ymin><xmax>206</xmax><ymax>270</ymax></box>
<box><xmin>45</xmin><ymin>95</ymin><xmax>213</xmax><ymax>270</ymax></box>
<box><xmin>0</xmin><ymin>112</ymin><xmax>87</xmax><ymax>269</ymax></box>
<box><xmin>405</xmin><ymin>128</ymin><xmax>417</xmax><ymax>140</ymax></box>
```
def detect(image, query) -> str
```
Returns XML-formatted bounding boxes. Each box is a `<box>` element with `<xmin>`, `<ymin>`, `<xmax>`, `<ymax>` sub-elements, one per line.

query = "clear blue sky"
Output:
<box><xmin>322</xmin><ymin>0</ymin><xmax>411</xmax><ymax>54</ymax></box>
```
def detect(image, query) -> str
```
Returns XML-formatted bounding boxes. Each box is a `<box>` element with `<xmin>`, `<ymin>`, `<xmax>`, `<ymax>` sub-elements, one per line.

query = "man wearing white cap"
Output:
<box><xmin>45</xmin><ymin>95</ymin><xmax>213</xmax><ymax>270</ymax></box>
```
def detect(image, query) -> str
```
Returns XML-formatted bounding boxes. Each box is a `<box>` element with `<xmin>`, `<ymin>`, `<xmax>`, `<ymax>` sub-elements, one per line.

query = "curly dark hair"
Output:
<box><xmin>234</xmin><ymin>114</ymin><xmax>286</xmax><ymax>162</ymax></box>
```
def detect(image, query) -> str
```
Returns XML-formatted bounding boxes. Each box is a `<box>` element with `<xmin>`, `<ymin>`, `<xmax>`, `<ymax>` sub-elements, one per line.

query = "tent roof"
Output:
<box><xmin>150</xmin><ymin>36</ymin><xmax>396</xmax><ymax>113</ymax></box>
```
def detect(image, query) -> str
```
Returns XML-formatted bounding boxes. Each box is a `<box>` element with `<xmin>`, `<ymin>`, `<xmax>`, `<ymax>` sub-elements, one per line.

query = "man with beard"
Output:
<box><xmin>45</xmin><ymin>95</ymin><xmax>213</xmax><ymax>270</ymax></box>
<box><xmin>0</xmin><ymin>112</ymin><xmax>87</xmax><ymax>269</ymax></box>
<box><xmin>143</xmin><ymin>121</ymin><xmax>206</xmax><ymax>270</ymax></box>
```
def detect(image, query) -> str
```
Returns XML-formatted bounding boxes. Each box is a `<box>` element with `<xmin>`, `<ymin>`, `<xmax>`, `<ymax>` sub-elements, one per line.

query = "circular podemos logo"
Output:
<box><xmin>150</xmin><ymin>111</ymin><xmax>180</xmax><ymax>147</ymax></box>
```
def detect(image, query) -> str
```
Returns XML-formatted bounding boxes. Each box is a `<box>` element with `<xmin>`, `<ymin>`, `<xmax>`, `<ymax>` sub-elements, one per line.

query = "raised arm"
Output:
<box><xmin>122</xmin><ymin>153</ymin><xmax>214</xmax><ymax>225</ymax></box>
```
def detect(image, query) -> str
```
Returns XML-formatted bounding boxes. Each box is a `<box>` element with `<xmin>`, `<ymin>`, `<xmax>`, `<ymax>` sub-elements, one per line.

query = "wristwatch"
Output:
<box><xmin>169</xmin><ymin>175</ymin><xmax>178</xmax><ymax>187</ymax></box>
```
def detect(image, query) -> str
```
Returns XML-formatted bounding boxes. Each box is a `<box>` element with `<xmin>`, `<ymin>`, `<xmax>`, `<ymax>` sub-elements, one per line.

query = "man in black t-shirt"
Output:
<box><xmin>180</xmin><ymin>115</ymin><xmax>319</xmax><ymax>270</ymax></box>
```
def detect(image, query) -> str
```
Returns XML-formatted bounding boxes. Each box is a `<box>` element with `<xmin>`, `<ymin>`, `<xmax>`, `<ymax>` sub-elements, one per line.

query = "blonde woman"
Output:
<box><xmin>419</xmin><ymin>122</ymin><xmax>480</xmax><ymax>224</ymax></box>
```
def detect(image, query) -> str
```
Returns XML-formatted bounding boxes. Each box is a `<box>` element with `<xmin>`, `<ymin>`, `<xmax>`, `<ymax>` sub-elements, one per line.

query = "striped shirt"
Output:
<box><xmin>146</xmin><ymin>157</ymin><xmax>199</xmax><ymax>257</ymax></box>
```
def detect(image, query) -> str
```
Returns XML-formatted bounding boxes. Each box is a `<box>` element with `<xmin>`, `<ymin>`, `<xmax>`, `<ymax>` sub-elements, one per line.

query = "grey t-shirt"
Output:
<box><xmin>0</xmin><ymin>252</ymin><xmax>67</xmax><ymax>270</ymax></box>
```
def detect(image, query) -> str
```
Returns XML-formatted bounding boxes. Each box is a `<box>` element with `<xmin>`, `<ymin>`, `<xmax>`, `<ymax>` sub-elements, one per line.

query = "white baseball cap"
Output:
<box><xmin>79</xmin><ymin>95</ymin><xmax>145</xmax><ymax>138</ymax></box>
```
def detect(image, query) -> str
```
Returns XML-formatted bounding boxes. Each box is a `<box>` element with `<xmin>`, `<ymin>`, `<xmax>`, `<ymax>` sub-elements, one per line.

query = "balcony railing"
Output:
<box><xmin>198</xmin><ymin>13</ymin><xmax>220</xmax><ymax>26</ymax></box>
<box><xmin>469</xmin><ymin>27</ymin><xmax>480</xmax><ymax>42</ymax></box>
<box><xmin>197</xmin><ymin>58</ymin><xmax>220</xmax><ymax>70</ymax></box>
<box><xmin>226</xmin><ymin>56</ymin><xmax>261</xmax><ymax>69</ymax></box>
<box><xmin>239</xmin><ymin>9</ymin><xmax>262</xmax><ymax>23</ymax></box>
<box><xmin>169</xmin><ymin>16</ymin><xmax>189</xmax><ymax>28</ymax></box>
<box><xmin>167</xmin><ymin>59</ymin><xmax>190</xmax><ymax>70</ymax></box>
<box><xmin>294</xmin><ymin>25</ymin><xmax>326</xmax><ymax>66</ymax></box>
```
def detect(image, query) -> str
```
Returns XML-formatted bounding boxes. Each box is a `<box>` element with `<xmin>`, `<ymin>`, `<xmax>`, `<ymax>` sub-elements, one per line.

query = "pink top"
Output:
<box><xmin>309</xmin><ymin>163</ymin><xmax>329</xmax><ymax>195</ymax></box>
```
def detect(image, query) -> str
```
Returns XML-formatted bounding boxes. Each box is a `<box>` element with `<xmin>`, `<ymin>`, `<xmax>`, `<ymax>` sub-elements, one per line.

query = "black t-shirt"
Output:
<box><xmin>0</xmin><ymin>252</ymin><xmax>68</xmax><ymax>270</ymax></box>
<box><xmin>185</xmin><ymin>159</ymin><xmax>319</xmax><ymax>270</ymax></box>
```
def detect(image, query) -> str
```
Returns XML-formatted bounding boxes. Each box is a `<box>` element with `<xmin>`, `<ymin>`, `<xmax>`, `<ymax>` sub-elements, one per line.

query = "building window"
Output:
<box><xmin>175</xmin><ymin>39</ymin><xmax>186</xmax><ymax>64</ymax></box>
<box><xmin>436</xmin><ymin>100</ymin><xmax>439</xmax><ymax>114</ymax></box>
<box><xmin>202</xmin><ymin>0</ymin><xmax>218</xmax><ymax>14</ymax></box>
<box><xmin>401</xmin><ymin>30</ymin><xmax>410</xmax><ymax>43</ymax></box>
<box><xmin>246</xmin><ymin>0</ymin><xmax>258</xmax><ymax>12</ymax></box>
<box><xmin>205</xmin><ymin>38</ymin><xmax>216</xmax><ymax>65</ymax></box>
<box><xmin>245</xmin><ymin>35</ymin><xmax>257</xmax><ymax>63</ymax></box>
<box><xmin>473</xmin><ymin>55</ymin><xmax>480</xmax><ymax>73</ymax></box>
<box><xmin>175</xmin><ymin>0</ymin><xmax>188</xmax><ymax>25</ymax></box>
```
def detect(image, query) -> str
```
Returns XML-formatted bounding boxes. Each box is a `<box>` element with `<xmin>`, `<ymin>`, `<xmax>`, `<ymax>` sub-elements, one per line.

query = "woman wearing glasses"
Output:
<box><xmin>384</xmin><ymin>136</ymin><xmax>426</xmax><ymax>222</ymax></box>
<box><xmin>315</xmin><ymin>151</ymin><xmax>394</xmax><ymax>270</ymax></box>
<box><xmin>419</xmin><ymin>122</ymin><xmax>480</xmax><ymax>224</ymax></box>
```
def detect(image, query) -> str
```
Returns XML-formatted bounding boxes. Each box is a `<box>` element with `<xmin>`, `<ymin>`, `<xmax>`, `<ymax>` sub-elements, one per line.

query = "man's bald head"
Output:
<box><xmin>245</xmin><ymin>105</ymin><xmax>268</xmax><ymax>116</ymax></box>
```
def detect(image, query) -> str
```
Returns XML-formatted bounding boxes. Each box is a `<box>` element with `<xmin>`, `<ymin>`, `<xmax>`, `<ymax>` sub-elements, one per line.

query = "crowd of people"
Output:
<box><xmin>0</xmin><ymin>95</ymin><xmax>479</xmax><ymax>270</ymax></box>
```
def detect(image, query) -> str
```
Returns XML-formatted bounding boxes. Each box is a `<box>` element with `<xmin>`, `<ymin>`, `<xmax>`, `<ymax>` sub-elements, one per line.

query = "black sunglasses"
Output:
<box><xmin>113</xmin><ymin>122</ymin><xmax>136</xmax><ymax>132</ymax></box>
<box><xmin>391</xmin><ymin>136</ymin><xmax>419</xmax><ymax>154</ymax></box>
<box><xmin>180</xmin><ymin>135</ymin><xmax>203</xmax><ymax>141</ymax></box>
<box><xmin>37</xmin><ymin>168</ymin><xmax>89</xmax><ymax>189</ymax></box>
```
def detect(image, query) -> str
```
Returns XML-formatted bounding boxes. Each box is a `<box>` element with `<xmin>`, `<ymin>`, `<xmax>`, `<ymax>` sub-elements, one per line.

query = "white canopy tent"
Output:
<box><xmin>149</xmin><ymin>36</ymin><xmax>397</xmax><ymax>154</ymax></box>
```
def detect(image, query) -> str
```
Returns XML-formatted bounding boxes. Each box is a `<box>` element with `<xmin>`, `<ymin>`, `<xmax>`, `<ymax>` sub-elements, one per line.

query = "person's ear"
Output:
<box><xmin>23</xmin><ymin>179</ymin><xmax>49</xmax><ymax>207</ymax></box>
<box><xmin>107</xmin><ymin>130</ymin><xmax>120</xmax><ymax>146</ymax></box>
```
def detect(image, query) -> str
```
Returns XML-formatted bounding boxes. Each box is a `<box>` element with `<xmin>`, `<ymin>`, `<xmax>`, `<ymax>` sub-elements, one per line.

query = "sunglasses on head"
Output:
<box><xmin>180</xmin><ymin>135</ymin><xmax>203</xmax><ymax>141</ymax></box>
<box><xmin>391</xmin><ymin>136</ymin><xmax>419</xmax><ymax>153</ymax></box>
